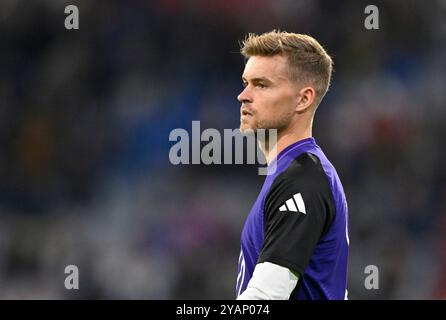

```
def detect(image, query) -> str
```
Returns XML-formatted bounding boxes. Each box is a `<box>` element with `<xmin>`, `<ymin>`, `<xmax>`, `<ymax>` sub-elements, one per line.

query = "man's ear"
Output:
<box><xmin>296</xmin><ymin>86</ymin><xmax>316</xmax><ymax>113</ymax></box>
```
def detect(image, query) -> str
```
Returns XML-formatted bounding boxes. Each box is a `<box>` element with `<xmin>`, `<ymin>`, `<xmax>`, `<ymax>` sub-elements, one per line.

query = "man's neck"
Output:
<box><xmin>259</xmin><ymin>126</ymin><xmax>312</xmax><ymax>165</ymax></box>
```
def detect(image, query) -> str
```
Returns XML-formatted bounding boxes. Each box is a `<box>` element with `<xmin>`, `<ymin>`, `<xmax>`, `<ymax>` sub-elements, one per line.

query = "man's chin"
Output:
<box><xmin>239</xmin><ymin>125</ymin><xmax>256</xmax><ymax>135</ymax></box>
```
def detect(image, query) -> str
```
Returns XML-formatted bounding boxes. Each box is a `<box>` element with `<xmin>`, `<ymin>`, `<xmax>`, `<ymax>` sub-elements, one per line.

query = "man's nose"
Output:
<box><xmin>237</xmin><ymin>86</ymin><xmax>252</xmax><ymax>103</ymax></box>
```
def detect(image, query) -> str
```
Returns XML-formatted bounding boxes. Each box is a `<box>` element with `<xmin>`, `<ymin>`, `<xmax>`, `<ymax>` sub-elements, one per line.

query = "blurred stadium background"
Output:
<box><xmin>1</xmin><ymin>0</ymin><xmax>446</xmax><ymax>299</ymax></box>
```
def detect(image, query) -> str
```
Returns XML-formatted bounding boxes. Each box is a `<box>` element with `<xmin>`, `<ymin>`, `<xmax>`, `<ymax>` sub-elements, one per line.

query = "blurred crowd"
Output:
<box><xmin>1</xmin><ymin>0</ymin><xmax>446</xmax><ymax>299</ymax></box>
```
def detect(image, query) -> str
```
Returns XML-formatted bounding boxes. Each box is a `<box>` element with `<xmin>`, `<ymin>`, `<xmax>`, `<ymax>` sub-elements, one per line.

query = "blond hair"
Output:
<box><xmin>240</xmin><ymin>30</ymin><xmax>333</xmax><ymax>107</ymax></box>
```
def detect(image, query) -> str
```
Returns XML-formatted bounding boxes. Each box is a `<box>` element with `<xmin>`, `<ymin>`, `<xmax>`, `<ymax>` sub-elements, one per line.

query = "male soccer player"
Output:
<box><xmin>236</xmin><ymin>31</ymin><xmax>349</xmax><ymax>300</ymax></box>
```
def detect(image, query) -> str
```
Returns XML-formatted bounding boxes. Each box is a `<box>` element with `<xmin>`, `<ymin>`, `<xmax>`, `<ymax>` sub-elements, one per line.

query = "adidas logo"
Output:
<box><xmin>279</xmin><ymin>193</ymin><xmax>306</xmax><ymax>214</ymax></box>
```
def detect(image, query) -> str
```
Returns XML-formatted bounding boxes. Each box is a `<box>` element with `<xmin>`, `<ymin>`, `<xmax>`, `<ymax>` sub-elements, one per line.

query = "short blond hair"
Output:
<box><xmin>240</xmin><ymin>30</ymin><xmax>333</xmax><ymax>107</ymax></box>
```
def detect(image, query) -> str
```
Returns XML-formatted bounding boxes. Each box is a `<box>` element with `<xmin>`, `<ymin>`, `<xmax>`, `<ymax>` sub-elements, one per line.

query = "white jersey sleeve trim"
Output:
<box><xmin>236</xmin><ymin>262</ymin><xmax>299</xmax><ymax>300</ymax></box>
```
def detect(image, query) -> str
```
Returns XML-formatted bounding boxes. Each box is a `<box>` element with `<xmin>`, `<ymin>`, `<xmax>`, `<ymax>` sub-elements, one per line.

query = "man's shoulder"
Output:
<box><xmin>275</xmin><ymin>152</ymin><xmax>328</xmax><ymax>185</ymax></box>
<box><xmin>262</xmin><ymin>151</ymin><xmax>337</xmax><ymax>240</ymax></box>
<box><xmin>263</xmin><ymin>151</ymin><xmax>334</xmax><ymax>208</ymax></box>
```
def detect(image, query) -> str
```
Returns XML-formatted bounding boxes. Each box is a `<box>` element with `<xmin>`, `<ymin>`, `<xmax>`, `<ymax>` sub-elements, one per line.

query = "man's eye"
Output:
<box><xmin>256</xmin><ymin>83</ymin><xmax>266</xmax><ymax>88</ymax></box>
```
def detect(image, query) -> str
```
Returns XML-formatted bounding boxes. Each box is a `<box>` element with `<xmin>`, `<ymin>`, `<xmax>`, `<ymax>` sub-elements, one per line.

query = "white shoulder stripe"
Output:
<box><xmin>279</xmin><ymin>193</ymin><xmax>306</xmax><ymax>214</ymax></box>
<box><xmin>285</xmin><ymin>198</ymin><xmax>297</xmax><ymax>212</ymax></box>
<box><xmin>293</xmin><ymin>193</ymin><xmax>306</xmax><ymax>214</ymax></box>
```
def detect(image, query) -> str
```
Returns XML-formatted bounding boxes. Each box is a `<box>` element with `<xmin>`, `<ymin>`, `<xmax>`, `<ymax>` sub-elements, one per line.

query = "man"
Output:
<box><xmin>236</xmin><ymin>30</ymin><xmax>349</xmax><ymax>300</ymax></box>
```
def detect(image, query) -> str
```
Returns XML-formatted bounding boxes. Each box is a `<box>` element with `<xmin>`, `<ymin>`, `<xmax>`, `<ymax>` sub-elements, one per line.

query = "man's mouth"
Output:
<box><xmin>241</xmin><ymin>109</ymin><xmax>253</xmax><ymax>116</ymax></box>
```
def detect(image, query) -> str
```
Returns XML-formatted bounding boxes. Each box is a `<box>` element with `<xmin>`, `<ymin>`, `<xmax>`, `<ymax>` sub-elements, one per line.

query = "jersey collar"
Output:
<box><xmin>267</xmin><ymin>137</ymin><xmax>316</xmax><ymax>174</ymax></box>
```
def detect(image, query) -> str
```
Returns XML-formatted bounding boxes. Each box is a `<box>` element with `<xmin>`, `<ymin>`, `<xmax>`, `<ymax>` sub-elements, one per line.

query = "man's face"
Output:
<box><xmin>238</xmin><ymin>55</ymin><xmax>299</xmax><ymax>134</ymax></box>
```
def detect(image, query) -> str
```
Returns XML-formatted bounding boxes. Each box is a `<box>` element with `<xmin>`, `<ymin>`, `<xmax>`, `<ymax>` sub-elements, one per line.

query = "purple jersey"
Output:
<box><xmin>236</xmin><ymin>137</ymin><xmax>349</xmax><ymax>300</ymax></box>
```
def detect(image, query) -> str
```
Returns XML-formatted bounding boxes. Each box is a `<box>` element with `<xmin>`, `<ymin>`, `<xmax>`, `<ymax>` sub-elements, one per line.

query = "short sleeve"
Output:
<box><xmin>258</xmin><ymin>153</ymin><xmax>335</xmax><ymax>274</ymax></box>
